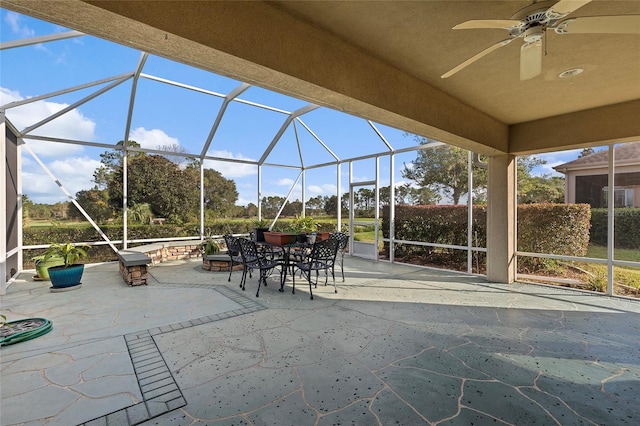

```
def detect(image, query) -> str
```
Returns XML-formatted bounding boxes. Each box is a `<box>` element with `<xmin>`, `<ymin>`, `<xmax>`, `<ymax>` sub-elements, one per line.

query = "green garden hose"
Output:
<box><xmin>0</xmin><ymin>318</ymin><xmax>53</xmax><ymax>346</ymax></box>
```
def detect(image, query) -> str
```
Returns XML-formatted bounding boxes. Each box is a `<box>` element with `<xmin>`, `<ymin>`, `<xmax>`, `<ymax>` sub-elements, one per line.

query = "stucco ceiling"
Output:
<box><xmin>3</xmin><ymin>0</ymin><xmax>640</xmax><ymax>156</ymax></box>
<box><xmin>275</xmin><ymin>0</ymin><xmax>640</xmax><ymax>124</ymax></box>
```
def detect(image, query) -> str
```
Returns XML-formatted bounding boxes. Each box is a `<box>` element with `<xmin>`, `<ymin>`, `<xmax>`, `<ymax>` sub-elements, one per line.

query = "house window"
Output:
<box><xmin>602</xmin><ymin>187</ymin><xmax>634</xmax><ymax>208</ymax></box>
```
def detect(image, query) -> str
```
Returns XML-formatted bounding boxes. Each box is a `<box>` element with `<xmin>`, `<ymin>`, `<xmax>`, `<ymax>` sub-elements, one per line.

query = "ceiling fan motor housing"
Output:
<box><xmin>523</xmin><ymin>26</ymin><xmax>544</xmax><ymax>43</ymax></box>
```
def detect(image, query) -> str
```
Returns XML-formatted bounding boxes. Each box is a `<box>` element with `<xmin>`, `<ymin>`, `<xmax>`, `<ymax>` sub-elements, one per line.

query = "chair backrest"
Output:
<box><xmin>329</xmin><ymin>232</ymin><xmax>349</xmax><ymax>252</ymax></box>
<box><xmin>237</xmin><ymin>238</ymin><xmax>258</xmax><ymax>262</ymax></box>
<box><xmin>310</xmin><ymin>239</ymin><xmax>338</xmax><ymax>264</ymax></box>
<box><xmin>223</xmin><ymin>234</ymin><xmax>240</xmax><ymax>256</ymax></box>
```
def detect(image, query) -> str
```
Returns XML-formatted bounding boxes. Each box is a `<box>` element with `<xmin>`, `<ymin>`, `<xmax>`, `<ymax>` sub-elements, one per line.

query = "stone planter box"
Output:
<box><xmin>202</xmin><ymin>254</ymin><xmax>243</xmax><ymax>272</ymax></box>
<box><xmin>263</xmin><ymin>232</ymin><xmax>296</xmax><ymax>246</ymax></box>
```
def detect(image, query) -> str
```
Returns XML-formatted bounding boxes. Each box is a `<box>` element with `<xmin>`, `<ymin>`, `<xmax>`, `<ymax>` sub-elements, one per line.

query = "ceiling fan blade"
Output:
<box><xmin>547</xmin><ymin>0</ymin><xmax>592</xmax><ymax>17</ymax></box>
<box><xmin>554</xmin><ymin>15</ymin><xmax>640</xmax><ymax>34</ymax></box>
<box><xmin>441</xmin><ymin>39</ymin><xmax>514</xmax><ymax>79</ymax></box>
<box><xmin>520</xmin><ymin>41</ymin><xmax>542</xmax><ymax>81</ymax></box>
<box><xmin>453</xmin><ymin>20</ymin><xmax>520</xmax><ymax>30</ymax></box>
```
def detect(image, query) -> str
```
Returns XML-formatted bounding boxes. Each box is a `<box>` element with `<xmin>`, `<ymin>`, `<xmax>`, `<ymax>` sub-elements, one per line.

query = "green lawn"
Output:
<box><xmin>586</xmin><ymin>244</ymin><xmax>640</xmax><ymax>262</ymax></box>
<box><xmin>26</xmin><ymin>219</ymin><xmax>91</xmax><ymax>228</ymax></box>
<box><xmin>353</xmin><ymin>230</ymin><xmax>381</xmax><ymax>242</ymax></box>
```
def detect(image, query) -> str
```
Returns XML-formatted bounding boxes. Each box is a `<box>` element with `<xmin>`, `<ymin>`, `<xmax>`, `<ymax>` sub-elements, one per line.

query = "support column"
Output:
<box><xmin>1</xmin><ymin>117</ymin><xmax>7</xmax><ymax>294</ymax></box>
<box><xmin>487</xmin><ymin>154</ymin><xmax>517</xmax><ymax>283</ymax></box>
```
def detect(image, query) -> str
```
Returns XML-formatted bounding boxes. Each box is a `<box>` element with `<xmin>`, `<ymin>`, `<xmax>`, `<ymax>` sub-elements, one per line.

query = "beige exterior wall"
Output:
<box><xmin>564</xmin><ymin>164</ymin><xmax>640</xmax><ymax>205</ymax></box>
<box><xmin>487</xmin><ymin>155</ymin><xmax>517</xmax><ymax>284</ymax></box>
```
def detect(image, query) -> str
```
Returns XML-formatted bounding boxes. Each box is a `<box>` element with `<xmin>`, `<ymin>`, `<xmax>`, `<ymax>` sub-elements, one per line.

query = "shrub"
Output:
<box><xmin>382</xmin><ymin>205</ymin><xmax>487</xmax><ymax>264</ymax></box>
<box><xmin>590</xmin><ymin>208</ymin><xmax>640</xmax><ymax>249</ymax></box>
<box><xmin>382</xmin><ymin>203</ymin><xmax>591</xmax><ymax>273</ymax></box>
<box><xmin>517</xmin><ymin>204</ymin><xmax>591</xmax><ymax>271</ymax></box>
<box><xmin>22</xmin><ymin>219</ymin><xmax>342</xmax><ymax>267</ymax></box>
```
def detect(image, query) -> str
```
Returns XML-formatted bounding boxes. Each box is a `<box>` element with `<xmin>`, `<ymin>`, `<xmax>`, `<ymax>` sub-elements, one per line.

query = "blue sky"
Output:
<box><xmin>1</xmin><ymin>9</ymin><xmax>586</xmax><ymax>206</ymax></box>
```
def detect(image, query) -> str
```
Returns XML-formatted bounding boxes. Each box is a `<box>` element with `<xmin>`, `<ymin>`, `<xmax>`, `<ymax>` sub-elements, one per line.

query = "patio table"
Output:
<box><xmin>277</xmin><ymin>242</ymin><xmax>313</xmax><ymax>292</ymax></box>
<box><xmin>256</xmin><ymin>241</ymin><xmax>311</xmax><ymax>292</ymax></box>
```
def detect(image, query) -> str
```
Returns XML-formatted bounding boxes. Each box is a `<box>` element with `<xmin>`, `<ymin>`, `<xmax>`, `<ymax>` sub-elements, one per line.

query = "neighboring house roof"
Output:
<box><xmin>554</xmin><ymin>143</ymin><xmax>640</xmax><ymax>173</ymax></box>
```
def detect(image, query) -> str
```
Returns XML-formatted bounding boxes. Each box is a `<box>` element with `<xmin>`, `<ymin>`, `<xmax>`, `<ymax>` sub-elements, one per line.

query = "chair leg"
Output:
<box><xmin>228</xmin><ymin>259</ymin><xmax>233</xmax><ymax>282</ymax></box>
<box><xmin>340</xmin><ymin>254</ymin><xmax>345</xmax><ymax>282</ymax></box>
<box><xmin>256</xmin><ymin>269</ymin><xmax>263</xmax><ymax>297</ymax></box>
<box><xmin>332</xmin><ymin>269</ymin><xmax>337</xmax><ymax>294</ymax></box>
<box><xmin>292</xmin><ymin>269</ymin><xmax>296</xmax><ymax>294</ymax></box>
<box><xmin>240</xmin><ymin>266</ymin><xmax>247</xmax><ymax>290</ymax></box>
<box><xmin>307</xmin><ymin>270</ymin><xmax>314</xmax><ymax>300</ymax></box>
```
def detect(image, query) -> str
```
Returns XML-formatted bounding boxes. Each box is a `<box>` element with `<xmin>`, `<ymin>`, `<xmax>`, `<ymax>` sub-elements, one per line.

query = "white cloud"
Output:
<box><xmin>129</xmin><ymin>127</ymin><xmax>179</xmax><ymax>150</ymax></box>
<box><xmin>532</xmin><ymin>149</ymin><xmax>582</xmax><ymax>177</ymax></box>
<box><xmin>23</xmin><ymin>139</ymin><xmax>84</xmax><ymax>158</ymax></box>
<box><xmin>236</xmin><ymin>196</ymin><xmax>257</xmax><ymax>207</ymax></box>
<box><xmin>205</xmin><ymin>150</ymin><xmax>257</xmax><ymax>178</ymax></box>
<box><xmin>23</xmin><ymin>156</ymin><xmax>102</xmax><ymax>204</ymax></box>
<box><xmin>307</xmin><ymin>183</ymin><xmax>337</xmax><ymax>196</ymax></box>
<box><xmin>2</xmin><ymin>87</ymin><xmax>96</xmax><ymax>157</ymax></box>
<box><xmin>277</xmin><ymin>178</ymin><xmax>295</xmax><ymax>186</ymax></box>
<box><xmin>4</xmin><ymin>11</ymin><xmax>35</xmax><ymax>38</ymax></box>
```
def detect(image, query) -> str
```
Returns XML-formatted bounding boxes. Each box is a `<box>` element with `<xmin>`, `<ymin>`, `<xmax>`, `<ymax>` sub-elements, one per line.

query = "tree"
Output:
<box><xmin>244</xmin><ymin>203</ymin><xmax>258</xmax><ymax>218</ymax></box>
<box><xmin>69</xmin><ymin>188</ymin><xmax>114</xmax><ymax>223</ymax></box>
<box><xmin>157</xmin><ymin>143</ymin><xmax>190</xmax><ymax>167</ymax></box>
<box><xmin>261</xmin><ymin>196</ymin><xmax>287</xmax><ymax>217</ymax></box>
<box><xmin>403</xmin><ymin>136</ymin><xmax>557</xmax><ymax>204</ymax></box>
<box><xmin>128</xmin><ymin>203</ymin><xmax>154</xmax><ymax>225</ymax></box>
<box><xmin>108</xmin><ymin>154</ymin><xmax>199</xmax><ymax>223</ymax></box>
<box><xmin>324</xmin><ymin>195</ymin><xmax>339</xmax><ymax>216</ymax></box>
<box><xmin>93</xmin><ymin>140</ymin><xmax>142</xmax><ymax>189</ymax></box>
<box><xmin>402</xmin><ymin>139</ymin><xmax>486</xmax><ymax>204</ymax></box>
<box><xmin>354</xmin><ymin>188</ymin><xmax>375</xmax><ymax>215</ymax></box>
<box><xmin>282</xmin><ymin>199</ymin><xmax>302</xmax><ymax>217</ymax></box>
<box><xmin>518</xmin><ymin>176</ymin><xmax>564</xmax><ymax>204</ymax></box>
<box><xmin>22</xmin><ymin>194</ymin><xmax>34</xmax><ymax>220</ymax></box>
<box><xmin>201</xmin><ymin>167</ymin><xmax>238</xmax><ymax>218</ymax></box>
<box><xmin>379</xmin><ymin>184</ymin><xmax>439</xmax><ymax>206</ymax></box>
<box><xmin>578</xmin><ymin>147</ymin><xmax>596</xmax><ymax>158</ymax></box>
<box><xmin>306</xmin><ymin>195</ymin><xmax>325</xmax><ymax>215</ymax></box>
<box><xmin>50</xmin><ymin>202</ymin><xmax>69</xmax><ymax>219</ymax></box>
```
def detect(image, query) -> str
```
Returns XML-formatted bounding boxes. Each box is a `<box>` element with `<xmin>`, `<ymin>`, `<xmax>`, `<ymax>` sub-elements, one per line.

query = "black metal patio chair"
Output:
<box><xmin>291</xmin><ymin>238</ymin><xmax>339</xmax><ymax>300</ymax></box>
<box><xmin>329</xmin><ymin>232</ymin><xmax>349</xmax><ymax>282</ymax></box>
<box><xmin>237</xmin><ymin>238</ymin><xmax>282</xmax><ymax>297</ymax></box>
<box><xmin>223</xmin><ymin>234</ymin><xmax>244</xmax><ymax>283</ymax></box>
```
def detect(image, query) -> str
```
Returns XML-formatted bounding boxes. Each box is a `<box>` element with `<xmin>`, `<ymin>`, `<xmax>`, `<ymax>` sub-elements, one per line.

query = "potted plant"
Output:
<box><xmin>200</xmin><ymin>235</ymin><xmax>220</xmax><ymax>257</ymax></box>
<box><xmin>32</xmin><ymin>254</ymin><xmax>65</xmax><ymax>281</ymax></box>
<box><xmin>290</xmin><ymin>215</ymin><xmax>319</xmax><ymax>243</ymax></box>
<box><xmin>252</xmin><ymin>219</ymin><xmax>270</xmax><ymax>242</ymax></box>
<box><xmin>43</xmin><ymin>243</ymin><xmax>89</xmax><ymax>289</ymax></box>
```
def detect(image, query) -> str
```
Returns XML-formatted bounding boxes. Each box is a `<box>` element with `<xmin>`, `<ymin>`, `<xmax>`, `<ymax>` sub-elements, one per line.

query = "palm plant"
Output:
<box><xmin>43</xmin><ymin>243</ymin><xmax>89</xmax><ymax>267</ymax></box>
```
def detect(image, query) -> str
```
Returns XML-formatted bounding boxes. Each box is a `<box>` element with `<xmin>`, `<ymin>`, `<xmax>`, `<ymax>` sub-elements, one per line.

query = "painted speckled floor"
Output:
<box><xmin>1</xmin><ymin>257</ymin><xmax>639</xmax><ymax>425</ymax></box>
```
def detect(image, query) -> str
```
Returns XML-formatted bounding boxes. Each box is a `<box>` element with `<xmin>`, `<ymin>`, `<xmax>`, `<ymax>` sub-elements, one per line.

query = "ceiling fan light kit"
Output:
<box><xmin>441</xmin><ymin>0</ymin><xmax>640</xmax><ymax>81</ymax></box>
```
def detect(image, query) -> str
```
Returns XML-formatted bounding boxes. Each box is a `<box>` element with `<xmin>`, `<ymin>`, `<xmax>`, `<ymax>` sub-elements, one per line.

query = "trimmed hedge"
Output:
<box><xmin>381</xmin><ymin>205</ymin><xmax>487</xmax><ymax>265</ymax></box>
<box><xmin>517</xmin><ymin>204</ymin><xmax>591</xmax><ymax>256</ymax></box>
<box><xmin>23</xmin><ymin>219</ymin><xmax>341</xmax><ymax>267</ymax></box>
<box><xmin>590</xmin><ymin>208</ymin><xmax>640</xmax><ymax>249</ymax></box>
<box><xmin>382</xmin><ymin>203</ymin><xmax>591</xmax><ymax>271</ymax></box>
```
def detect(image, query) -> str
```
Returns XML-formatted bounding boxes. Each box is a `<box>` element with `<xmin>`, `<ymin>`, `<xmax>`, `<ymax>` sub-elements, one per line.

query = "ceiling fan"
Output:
<box><xmin>441</xmin><ymin>0</ymin><xmax>640</xmax><ymax>81</ymax></box>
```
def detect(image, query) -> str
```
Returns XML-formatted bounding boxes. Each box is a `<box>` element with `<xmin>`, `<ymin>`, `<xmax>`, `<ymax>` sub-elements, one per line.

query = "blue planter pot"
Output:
<box><xmin>48</xmin><ymin>264</ymin><xmax>84</xmax><ymax>288</ymax></box>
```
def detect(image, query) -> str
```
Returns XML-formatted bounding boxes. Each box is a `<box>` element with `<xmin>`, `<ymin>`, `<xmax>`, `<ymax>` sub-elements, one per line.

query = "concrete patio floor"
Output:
<box><xmin>1</xmin><ymin>256</ymin><xmax>639</xmax><ymax>425</ymax></box>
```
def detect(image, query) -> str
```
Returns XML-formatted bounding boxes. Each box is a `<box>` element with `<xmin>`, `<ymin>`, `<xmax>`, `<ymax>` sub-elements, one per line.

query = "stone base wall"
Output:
<box><xmin>203</xmin><ymin>258</ymin><xmax>244</xmax><ymax>272</ymax></box>
<box><xmin>119</xmin><ymin>262</ymin><xmax>149</xmax><ymax>286</ymax></box>
<box><xmin>144</xmin><ymin>243</ymin><xmax>202</xmax><ymax>265</ymax></box>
